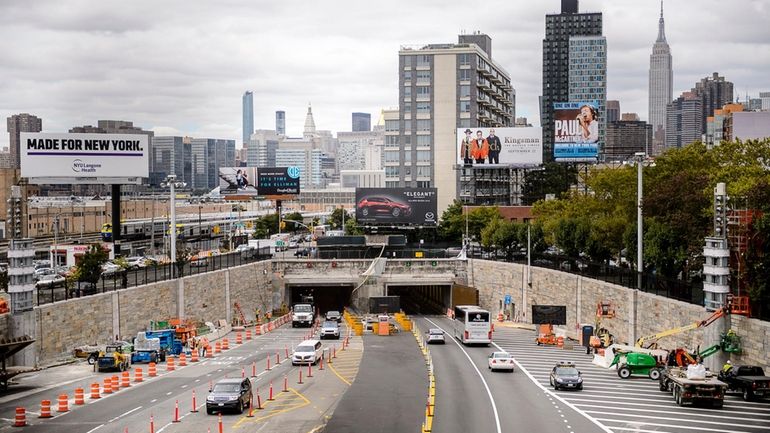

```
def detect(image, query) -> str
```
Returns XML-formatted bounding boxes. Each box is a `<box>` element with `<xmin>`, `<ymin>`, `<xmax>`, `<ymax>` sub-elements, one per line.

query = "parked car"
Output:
<box><xmin>190</xmin><ymin>256</ymin><xmax>209</xmax><ymax>267</ymax></box>
<box><xmin>294</xmin><ymin>248</ymin><xmax>311</xmax><ymax>257</ymax></box>
<box><xmin>325</xmin><ymin>310</ymin><xmax>341</xmax><ymax>322</ymax></box>
<box><xmin>126</xmin><ymin>257</ymin><xmax>147</xmax><ymax>269</ymax></box>
<box><xmin>206</xmin><ymin>378</ymin><xmax>252</xmax><ymax>414</ymax></box>
<box><xmin>549</xmin><ymin>362</ymin><xmax>583</xmax><ymax>390</ymax></box>
<box><xmin>320</xmin><ymin>321</ymin><xmax>340</xmax><ymax>340</ymax></box>
<box><xmin>357</xmin><ymin>196</ymin><xmax>412</xmax><ymax>218</ymax></box>
<box><xmin>426</xmin><ymin>328</ymin><xmax>446</xmax><ymax>344</ymax></box>
<box><xmin>35</xmin><ymin>274</ymin><xmax>66</xmax><ymax>289</ymax></box>
<box><xmin>288</xmin><ymin>240</ymin><xmax>299</xmax><ymax>249</ymax></box>
<box><xmin>488</xmin><ymin>351</ymin><xmax>515</xmax><ymax>372</ymax></box>
<box><xmin>101</xmin><ymin>262</ymin><xmax>121</xmax><ymax>276</ymax></box>
<box><xmin>34</xmin><ymin>267</ymin><xmax>55</xmax><ymax>281</ymax></box>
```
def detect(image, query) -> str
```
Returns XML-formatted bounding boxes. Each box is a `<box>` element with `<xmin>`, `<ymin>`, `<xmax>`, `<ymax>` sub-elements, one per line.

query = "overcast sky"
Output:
<box><xmin>2</xmin><ymin>0</ymin><xmax>769</xmax><ymax>150</ymax></box>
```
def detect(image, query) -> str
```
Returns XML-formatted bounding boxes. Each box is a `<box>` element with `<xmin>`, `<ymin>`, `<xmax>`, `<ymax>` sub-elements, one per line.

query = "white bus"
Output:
<box><xmin>452</xmin><ymin>305</ymin><xmax>492</xmax><ymax>345</ymax></box>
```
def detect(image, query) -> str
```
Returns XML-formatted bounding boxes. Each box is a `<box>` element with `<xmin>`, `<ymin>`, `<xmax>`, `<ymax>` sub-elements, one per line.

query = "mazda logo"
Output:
<box><xmin>425</xmin><ymin>212</ymin><xmax>435</xmax><ymax>220</ymax></box>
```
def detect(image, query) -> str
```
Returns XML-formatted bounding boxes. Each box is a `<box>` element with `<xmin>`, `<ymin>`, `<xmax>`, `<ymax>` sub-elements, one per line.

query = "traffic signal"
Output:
<box><xmin>280</xmin><ymin>221</ymin><xmax>286</xmax><ymax>230</ymax></box>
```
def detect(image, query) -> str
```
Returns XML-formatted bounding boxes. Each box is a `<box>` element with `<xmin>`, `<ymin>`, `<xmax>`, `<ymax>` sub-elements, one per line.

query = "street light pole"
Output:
<box><xmin>635</xmin><ymin>151</ymin><xmax>645</xmax><ymax>290</ymax></box>
<box><xmin>161</xmin><ymin>175</ymin><xmax>186</xmax><ymax>278</ymax></box>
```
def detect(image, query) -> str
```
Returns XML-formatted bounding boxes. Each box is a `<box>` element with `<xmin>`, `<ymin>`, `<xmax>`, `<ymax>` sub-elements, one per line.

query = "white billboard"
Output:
<box><xmin>457</xmin><ymin>127</ymin><xmax>543</xmax><ymax>167</ymax></box>
<box><xmin>20</xmin><ymin>133</ymin><xmax>149</xmax><ymax>184</ymax></box>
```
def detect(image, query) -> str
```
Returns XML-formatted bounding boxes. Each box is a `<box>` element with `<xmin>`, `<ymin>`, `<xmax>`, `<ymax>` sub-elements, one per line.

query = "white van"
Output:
<box><xmin>292</xmin><ymin>339</ymin><xmax>323</xmax><ymax>365</ymax></box>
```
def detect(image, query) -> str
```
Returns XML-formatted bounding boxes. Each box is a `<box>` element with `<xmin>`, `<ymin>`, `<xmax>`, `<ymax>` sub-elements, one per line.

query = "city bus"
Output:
<box><xmin>452</xmin><ymin>305</ymin><xmax>492</xmax><ymax>345</ymax></box>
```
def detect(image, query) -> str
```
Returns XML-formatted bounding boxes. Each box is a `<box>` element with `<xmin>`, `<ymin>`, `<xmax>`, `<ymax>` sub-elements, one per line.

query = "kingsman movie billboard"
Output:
<box><xmin>20</xmin><ymin>133</ymin><xmax>149</xmax><ymax>184</ymax></box>
<box><xmin>355</xmin><ymin>188</ymin><xmax>437</xmax><ymax>226</ymax></box>
<box><xmin>553</xmin><ymin>101</ymin><xmax>600</xmax><ymax>162</ymax></box>
<box><xmin>457</xmin><ymin>127</ymin><xmax>542</xmax><ymax>166</ymax></box>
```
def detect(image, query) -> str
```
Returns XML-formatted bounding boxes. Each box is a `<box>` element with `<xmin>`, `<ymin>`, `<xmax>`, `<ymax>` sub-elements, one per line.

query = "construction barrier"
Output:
<box><xmin>134</xmin><ymin>367</ymin><xmax>144</xmax><ymax>383</ymax></box>
<box><xmin>206</xmin><ymin>345</ymin><xmax>213</xmax><ymax>358</ymax></box>
<box><xmin>148</xmin><ymin>362</ymin><xmax>157</xmax><ymax>377</ymax></box>
<box><xmin>222</xmin><ymin>338</ymin><xmax>230</xmax><ymax>350</ymax></box>
<box><xmin>121</xmin><ymin>371</ymin><xmax>131</xmax><ymax>388</ymax></box>
<box><xmin>190</xmin><ymin>350</ymin><xmax>199</xmax><ymax>363</ymax></box>
<box><xmin>246</xmin><ymin>330</ymin><xmax>252</xmax><ymax>340</ymax></box>
<box><xmin>214</xmin><ymin>341</ymin><xmax>221</xmax><ymax>354</ymax></box>
<box><xmin>14</xmin><ymin>407</ymin><xmax>26</xmax><ymax>427</ymax></box>
<box><xmin>557</xmin><ymin>336</ymin><xmax>564</xmax><ymax>348</ymax></box>
<box><xmin>57</xmin><ymin>394</ymin><xmax>69</xmax><ymax>413</ymax></box>
<box><xmin>255</xmin><ymin>325</ymin><xmax>262</xmax><ymax>336</ymax></box>
<box><xmin>103</xmin><ymin>377</ymin><xmax>113</xmax><ymax>394</ymax></box>
<box><xmin>236</xmin><ymin>333</ymin><xmax>243</xmax><ymax>345</ymax></box>
<box><xmin>166</xmin><ymin>356</ymin><xmax>176</xmax><ymax>372</ymax></box>
<box><xmin>191</xmin><ymin>390</ymin><xmax>199</xmax><ymax>413</ymax></box>
<box><xmin>74</xmin><ymin>388</ymin><xmax>85</xmax><ymax>405</ymax></box>
<box><xmin>90</xmin><ymin>383</ymin><xmax>101</xmax><ymax>399</ymax></box>
<box><xmin>111</xmin><ymin>375</ymin><xmax>120</xmax><ymax>393</ymax></box>
<box><xmin>179</xmin><ymin>353</ymin><xmax>187</xmax><ymax>367</ymax></box>
<box><xmin>39</xmin><ymin>400</ymin><xmax>52</xmax><ymax>418</ymax></box>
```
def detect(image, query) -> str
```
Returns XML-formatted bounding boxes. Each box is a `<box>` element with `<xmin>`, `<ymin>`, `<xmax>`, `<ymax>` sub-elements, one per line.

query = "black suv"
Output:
<box><xmin>206</xmin><ymin>378</ymin><xmax>252</xmax><ymax>414</ymax></box>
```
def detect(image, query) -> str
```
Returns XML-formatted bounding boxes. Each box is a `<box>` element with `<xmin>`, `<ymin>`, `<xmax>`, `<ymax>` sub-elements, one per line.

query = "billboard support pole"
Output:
<box><xmin>111</xmin><ymin>184</ymin><xmax>121</xmax><ymax>256</ymax></box>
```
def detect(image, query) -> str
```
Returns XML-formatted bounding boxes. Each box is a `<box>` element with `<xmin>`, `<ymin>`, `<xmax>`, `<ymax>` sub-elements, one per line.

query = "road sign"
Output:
<box><xmin>504</xmin><ymin>294</ymin><xmax>512</xmax><ymax>305</ymax></box>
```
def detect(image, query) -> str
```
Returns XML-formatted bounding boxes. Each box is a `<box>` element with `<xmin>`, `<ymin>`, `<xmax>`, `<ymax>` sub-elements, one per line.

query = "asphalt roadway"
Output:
<box><xmin>0</xmin><ymin>322</ymin><xmax>360</xmax><ymax>433</ymax></box>
<box><xmin>414</xmin><ymin>316</ymin><xmax>606</xmax><ymax>433</ymax></box>
<box><xmin>324</xmin><ymin>329</ymin><xmax>425</xmax><ymax>432</ymax></box>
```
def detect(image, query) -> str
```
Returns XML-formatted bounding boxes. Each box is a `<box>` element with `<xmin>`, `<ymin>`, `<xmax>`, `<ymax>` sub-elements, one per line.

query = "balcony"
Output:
<box><xmin>477</xmin><ymin>79</ymin><xmax>491</xmax><ymax>91</ymax></box>
<box><xmin>703</xmin><ymin>264</ymin><xmax>730</xmax><ymax>276</ymax></box>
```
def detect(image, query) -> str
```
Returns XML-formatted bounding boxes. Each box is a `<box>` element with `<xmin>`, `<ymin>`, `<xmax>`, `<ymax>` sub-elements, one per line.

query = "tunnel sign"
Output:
<box><xmin>504</xmin><ymin>294</ymin><xmax>512</xmax><ymax>305</ymax></box>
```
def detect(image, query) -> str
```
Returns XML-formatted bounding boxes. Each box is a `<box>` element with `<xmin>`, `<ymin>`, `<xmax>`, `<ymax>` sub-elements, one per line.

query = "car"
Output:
<box><xmin>294</xmin><ymin>248</ymin><xmax>310</xmax><ymax>257</ymax></box>
<box><xmin>126</xmin><ymin>256</ymin><xmax>147</xmax><ymax>269</ymax></box>
<box><xmin>206</xmin><ymin>378</ymin><xmax>252</xmax><ymax>414</ymax></box>
<box><xmin>361</xmin><ymin>317</ymin><xmax>377</xmax><ymax>332</ymax></box>
<box><xmin>320</xmin><ymin>321</ymin><xmax>340</xmax><ymax>339</ymax></box>
<box><xmin>190</xmin><ymin>256</ymin><xmax>209</xmax><ymax>267</ymax></box>
<box><xmin>549</xmin><ymin>362</ymin><xmax>583</xmax><ymax>390</ymax></box>
<box><xmin>357</xmin><ymin>196</ymin><xmax>412</xmax><ymax>218</ymax></box>
<box><xmin>426</xmin><ymin>328</ymin><xmax>446</xmax><ymax>344</ymax></box>
<box><xmin>34</xmin><ymin>260</ymin><xmax>51</xmax><ymax>270</ymax></box>
<box><xmin>35</xmin><ymin>273</ymin><xmax>66</xmax><ymax>289</ymax></box>
<box><xmin>288</xmin><ymin>240</ymin><xmax>299</xmax><ymax>249</ymax></box>
<box><xmin>488</xmin><ymin>351</ymin><xmax>515</xmax><ymax>372</ymax></box>
<box><xmin>325</xmin><ymin>310</ymin><xmax>341</xmax><ymax>322</ymax></box>
<box><xmin>34</xmin><ymin>267</ymin><xmax>55</xmax><ymax>281</ymax></box>
<box><xmin>292</xmin><ymin>340</ymin><xmax>323</xmax><ymax>365</ymax></box>
<box><xmin>101</xmin><ymin>262</ymin><xmax>121</xmax><ymax>276</ymax></box>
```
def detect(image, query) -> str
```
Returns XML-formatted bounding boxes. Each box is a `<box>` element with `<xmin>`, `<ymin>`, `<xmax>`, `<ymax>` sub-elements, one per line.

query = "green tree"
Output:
<box><xmin>344</xmin><ymin>217</ymin><xmax>363</xmax><ymax>235</ymax></box>
<box><xmin>76</xmin><ymin>244</ymin><xmax>110</xmax><ymax>285</ymax></box>
<box><xmin>283</xmin><ymin>212</ymin><xmax>305</xmax><ymax>232</ymax></box>
<box><xmin>522</xmin><ymin>162</ymin><xmax>578</xmax><ymax>205</ymax></box>
<box><xmin>438</xmin><ymin>200</ymin><xmax>465</xmax><ymax>242</ymax></box>
<box><xmin>328</xmin><ymin>208</ymin><xmax>350</xmax><ymax>231</ymax></box>
<box><xmin>253</xmin><ymin>214</ymin><xmax>279</xmax><ymax>239</ymax></box>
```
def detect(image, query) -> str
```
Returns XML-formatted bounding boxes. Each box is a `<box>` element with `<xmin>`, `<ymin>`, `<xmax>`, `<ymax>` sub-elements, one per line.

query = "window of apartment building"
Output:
<box><xmin>403</xmin><ymin>134</ymin><xmax>411</xmax><ymax>145</ymax></box>
<box><xmin>459</xmin><ymin>85</ymin><xmax>471</xmax><ymax>98</ymax></box>
<box><xmin>416</xmin><ymin>181</ymin><xmax>431</xmax><ymax>188</ymax></box>
<box><xmin>416</xmin><ymin>150</ymin><xmax>431</xmax><ymax>162</ymax></box>
<box><xmin>404</xmin><ymin>86</ymin><xmax>412</xmax><ymax>98</ymax></box>
<box><xmin>416</xmin><ymin>119</ymin><xmax>431</xmax><ymax>132</ymax></box>
<box><xmin>458</xmin><ymin>69</ymin><xmax>471</xmax><ymax>81</ymax></box>
<box><xmin>404</xmin><ymin>103</ymin><xmax>411</xmax><ymax>114</ymax></box>
<box><xmin>416</xmin><ymin>166</ymin><xmax>431</xmax><ymax>177</ymax></box>
<box><xmin>458</xmin><ymin>53</ymin><xmax>471</xmax><ymax>66</ymax></box>
<box><xmin>385</xmin><ymin>135</ymin><xmax>399</xmax><ymax>146</ymax></box>
<box><xmin>384</xmin><ymin>151</ymin><xmax>400</xmax><ymax>162</ymax></box>
<box><xmin>460</xmin><ymin>101</ymin><xmax>471</xmax><ymax>113</ymax></box>
<box><xmin>459</xmin><ymin>119</ymin><xmax>470</xmax><ymax>128</ymax></box>
<box><xmin>416</xmin><ymin>135</ymin><xmax>431</xmax><ymax>146</ymax></box>
<box><xmin>416</xmin><ymin>55</ymin><xmax>431</xmax><ymax>67</ymax></box>
<box><xmin>385</xmin><ymin>120</ymin><xmax>399</xmax><ymax>132</ymax></box>
<box><xmin>416</xmin><ymin>102</ymin><xmax>431</xmax><ymax>113</ymax></box>
<box><xmin>416</xmin><ymin>86</ymin><xmax>431</xmax><ymax>99</ymax></box>
<box><xmin>403</xmin><ymin>70</ymin><xmax>412</xmax><ymax>81</ymax></box>
<box><xmin>416</xmin><ymin>70</ymin><xmax>431</xmax><ymax>82</ymax></box>
<box><xmin>403</xmin><ymin>56</ymin><xmax>412</xmax><ymax>68</ymax></box>
<box><xmin>403</xmin><ymin>120</ymin><xmax>412</xmax><ymax>131</ymax></box>
<box><xmin>386</xmin><ymin>181</ymin><xmax>400</xmax><ymax>188</ymax></box>
<box><xmin>385</xmin><ymin>167</ymin><xmax>400</xmax><ymax>177</ymax></box>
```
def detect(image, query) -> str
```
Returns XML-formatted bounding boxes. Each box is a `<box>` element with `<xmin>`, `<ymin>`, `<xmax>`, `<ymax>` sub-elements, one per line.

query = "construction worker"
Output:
<box><xmin>722</xmin><ymin>360</ymin><xmax>733</xmax><ymax>373</ymax></box>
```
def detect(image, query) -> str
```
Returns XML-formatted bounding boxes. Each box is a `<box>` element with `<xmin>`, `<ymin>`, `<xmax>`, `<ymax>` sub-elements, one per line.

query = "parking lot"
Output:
<box><xmin>493</xmin><ymin>326</ymin><xmax>770</xmax><ymax>433</ymax></box>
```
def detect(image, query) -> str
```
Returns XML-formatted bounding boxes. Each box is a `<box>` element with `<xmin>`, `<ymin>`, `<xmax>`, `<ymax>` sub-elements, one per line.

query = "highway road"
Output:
<box><xmin>0</xmin><ymin>322</ymin><xmax>360</xmax><ymax>432</ymax></box>
<box><xmin>494</xmin><ymin>326</ymin><xmax>770</xmax><ymax>433</ymax></box>
<box><xmin>414</xmin><ymin>316</ymin><xmax>605</xmax><ymax>433</ymax></box>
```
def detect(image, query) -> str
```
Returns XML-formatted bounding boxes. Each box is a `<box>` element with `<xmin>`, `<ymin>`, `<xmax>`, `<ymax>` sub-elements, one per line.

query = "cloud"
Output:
<box><xmin>1</xmin><ymin>0</ymin><xmax>768</xmax><ymax>152</ymax></box>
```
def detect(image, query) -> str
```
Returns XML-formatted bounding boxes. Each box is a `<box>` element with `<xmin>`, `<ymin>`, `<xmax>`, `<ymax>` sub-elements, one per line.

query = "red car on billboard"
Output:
<box><xmin>357</xmin><ymin>196</ymin><xmax>412</xmax><ymax>218</ymax></box>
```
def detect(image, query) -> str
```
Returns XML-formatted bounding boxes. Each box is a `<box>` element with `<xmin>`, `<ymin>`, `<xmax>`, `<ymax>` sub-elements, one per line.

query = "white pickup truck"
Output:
<box><xmin>292</xmin><ymin>304</ymin><xmax>314</xmax><ymax>328</ymax></box>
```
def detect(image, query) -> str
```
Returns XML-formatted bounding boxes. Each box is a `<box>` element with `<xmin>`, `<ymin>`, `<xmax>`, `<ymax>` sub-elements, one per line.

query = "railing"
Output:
<box><xmin>35</xmin><ymin>250</ymin><xmax>271</xmax><ymax>306</ymax></box>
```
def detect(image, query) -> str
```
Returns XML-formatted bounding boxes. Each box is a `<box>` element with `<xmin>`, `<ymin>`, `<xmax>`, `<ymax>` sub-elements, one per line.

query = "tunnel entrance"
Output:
<box><xmin>386</xmin><ymin>284</ymin><xmax>452</xmax><ymax>315</ymax></box>
<box><xmin>288</xmin><ymin>284</ymin><xmax>354</xmax><ymax>316</ymax></box>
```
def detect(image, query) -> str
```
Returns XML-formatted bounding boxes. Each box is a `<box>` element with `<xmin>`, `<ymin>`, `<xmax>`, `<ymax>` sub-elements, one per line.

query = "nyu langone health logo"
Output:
<box><xmin>72</xmin><ymin>159</ymin><xmax>102</xmax><ymax>173</ymax></box>
<box><xmin>287</xmin><ymin>166</ymin><xmax>301</xmax><ymax>179</ymax></box>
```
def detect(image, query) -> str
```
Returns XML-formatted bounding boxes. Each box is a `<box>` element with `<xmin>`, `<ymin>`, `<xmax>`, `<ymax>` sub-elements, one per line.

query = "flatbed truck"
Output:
<box><xmin>659</xmin><ymin>367</ymin><xmax>726</xmax><ymax>408</ymax></box>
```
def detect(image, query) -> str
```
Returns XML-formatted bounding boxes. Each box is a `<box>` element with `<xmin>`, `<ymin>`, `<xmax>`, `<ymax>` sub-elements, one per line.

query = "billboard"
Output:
<box><xmin>553</xmin><ymin>101</ymin><xmax>600</xmax><ymax>162</ymax></box>
<box><xmin>219</xmin><ymin>167</ymin><xmax>258</xmax><ymax>195</ymax></box>
<box><xmin>355</xmin><ymin>188</ymin><xmax>437</xmax><ymax>226</ymax></box>
<box><xmin>457</xmin><ymin>127</ymin><xmax>542</xmax><ymax>166</ymax></box>
<box><xmin>20</xmin><ymin>133</ymin><xmax>149</xmax><ymax>184</ymax></box>
<box><xmin>531</xmin><ymin>305</ymin><xmax>567</xmax><ymax>325</ymax></box>
<box><xmin>257</xmin><ymin>167</ymin><xmax>301</xmax><ymax>195</ymax></box>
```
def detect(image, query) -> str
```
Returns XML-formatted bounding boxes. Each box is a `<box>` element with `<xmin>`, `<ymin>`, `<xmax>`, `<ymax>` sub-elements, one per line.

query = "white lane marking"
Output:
<box><xmin>490</xmin><ymin>340</ymin><xmax>612</xmax><ymax>433</ymax></box>
<box><xmin>107</xmin><ymin>406</ymin><xmax>142</xmax><ymax>423</ymax></box>
<box><xmin>86</xmin><ymin>424</ymin><xmax>105</xmax><ymax>433</ymax></box>
<box><xmin>166</xmin><ymin>391</ymin><xmax>172</xmax><ymax>395</ymax></box>
<box><xmin>150</xmin><ymin>399</ymin><xmax>157</xmax><ymax>403</ymax></box>
<box><xmin>569</xmin><ymin>398</ymin><xmax>770</xmax><ymax>416</ymax></box>
<box><xmin>587</xmin><ymin>410</ymin><xmax>765</xmax><ymax>429</ymax></box>
<box><xmin>181</xmin><ymin>384</ymin><xmax>188</xmax><ymax>388</ymax></box>
<box><xmin>425</xmin><ymin>318</ymin><xmax>502</xmax><ymax>433</ymax></box>
<box><xmin>593</xmin><ymin>418</ymin><xmax>748</xmax><ymax>433</ymax></box>
<box><xmin>580</xmin><ymin>404</ymin><xmax>770</xmax><ymax>422</ymax></box>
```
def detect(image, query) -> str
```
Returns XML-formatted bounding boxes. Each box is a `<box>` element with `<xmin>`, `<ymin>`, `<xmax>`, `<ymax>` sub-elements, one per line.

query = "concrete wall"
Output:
<box><xmin>469</xmin><ymin>259</ymin><xmax>769</xmax><ymax>371</ymax></box>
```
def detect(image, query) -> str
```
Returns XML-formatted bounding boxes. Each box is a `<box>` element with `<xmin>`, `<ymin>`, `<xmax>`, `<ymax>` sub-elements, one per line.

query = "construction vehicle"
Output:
<box><xmin>131</xmin><ymin>330</ymin><xmax>183</xmax><ymax>363</ymax></box>
<box><xmin>659</xmin><ymin>367</ymin><xmax>726</xmax><ymax>408</ymax></box>
<box><xmin>535</xmin><ymin>324</ymin><xmax>558</xmax><ymax>346</ymax></box>
<box><xmin>610</xmin><ymin>352</ymin><xmax>663</xmax><ymax>380</ymax></box>
<box><xmin>669</xmin><ymin>329</ymin><xmax>743</xmax><ymax>367</ymax></box>
<box><xmin>589</xmin><ymin>301</ymin><xmax>615</xmax><ymax>351</ymax></box>
<box><xmin>97</xmin><ymin>342</ymin><xmax>132</xmax><ymax>372</ymax></box>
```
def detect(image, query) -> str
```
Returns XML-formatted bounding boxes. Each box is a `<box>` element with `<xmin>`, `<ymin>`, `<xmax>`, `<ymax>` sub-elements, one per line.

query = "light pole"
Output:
<box><xmin>161</xmin><ymin>175</ymin><xmax>186</xmax><ymax>278</ymax></box>
<box><xmin>53</xmin><ymin>213</ymin><xmax>61</xmax><ymax>268</ymax></box>
<box><xmin>634</xmin><ymin>151</ymin><xmax>645</xmax><ymax>290</ymax></box>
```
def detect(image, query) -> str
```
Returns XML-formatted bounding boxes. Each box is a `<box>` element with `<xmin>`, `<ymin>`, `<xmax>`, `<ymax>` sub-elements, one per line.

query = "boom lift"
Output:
<box><xmin>635</xmin><ymin>307</ymin><xmax>728</xmax><ymax>349</ymax></box>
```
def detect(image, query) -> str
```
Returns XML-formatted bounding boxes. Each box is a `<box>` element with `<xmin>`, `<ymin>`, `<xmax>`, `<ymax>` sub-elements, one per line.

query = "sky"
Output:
<box><xmin>1</xmin><ymin>0</ymin><xmax>769</xmax><ymax>150</ymax></box>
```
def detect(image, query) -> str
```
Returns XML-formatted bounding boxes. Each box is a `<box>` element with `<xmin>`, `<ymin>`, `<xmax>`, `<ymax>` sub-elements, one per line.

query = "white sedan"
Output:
<box><xmin>488</xmin><ymin>351</ymin><xmax>515</xmax><ymax>372</ymax></box>
<box><xmin>426</xmin><ymin>328</ymin><xmax>445</xmax><ymax>344</ymax></box>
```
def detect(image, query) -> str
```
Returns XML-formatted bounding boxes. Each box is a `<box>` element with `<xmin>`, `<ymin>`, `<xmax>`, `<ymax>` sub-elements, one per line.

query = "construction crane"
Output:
<box><xmin>635</xmin><ymin>307</ymin><xmax>728</xmax><ymax>349</ymax></box>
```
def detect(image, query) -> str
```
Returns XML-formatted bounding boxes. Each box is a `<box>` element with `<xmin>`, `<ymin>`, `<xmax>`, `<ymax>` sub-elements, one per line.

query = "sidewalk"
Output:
<box><xmin>323</xmin><ymin>331</ymin><xmax>425</xmax><ymax>433</ymax></box>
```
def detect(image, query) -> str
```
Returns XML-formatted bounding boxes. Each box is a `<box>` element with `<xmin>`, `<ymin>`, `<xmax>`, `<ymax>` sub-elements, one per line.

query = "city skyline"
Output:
<box><xmin>1</xmin><ymin>0</ymin><xmax>768</xmax><ymax>150</ymax></box>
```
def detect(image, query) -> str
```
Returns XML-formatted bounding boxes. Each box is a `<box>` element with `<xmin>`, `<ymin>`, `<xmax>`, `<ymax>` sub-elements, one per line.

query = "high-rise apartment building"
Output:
<box><xmin>7</xmin><ymin>113</ymin><xmax>42</xmax><ymax>169</ymax></box>
<box><xmin>691</xmin><ymin>73</ymin><xmax>733</xmax><ymax>134</ymax></box>
<box><xmin>397</xmin><ymin>32</ymin><xmax>515</xmax><ymax>213</ymax></box>
<box><xmin>275</xmin><ymin>147</ymin><xmax>323</xmax><ymax>190</ymax></box>
<box><xmin>760</xmin><ymin>92</ymin><xmax>770</xmax><ymax>111</ymax></box>
<box><xmin>605</xmin><ymin>121</ymin><xmax>653</xmax><ymax>161</ymax></box>
<box><xmin>248</xmin><ymin>130</ymin><xmax>279</xmax><ymax>168</ymax></box>
<box><xmin>542</xmin><ymin>0</ymin><xmax>602</xmax><ymax>161</ymax></box>
<box><xmin>704</xmin><ymin>103</ymin><xmax>743</xmax><ymax>148</ymax></box>
<box><xmin>606</xmin><ymin>100</ymin><xmax>620</xmax><ymax>123</ymax></box>
<box><xmin>151</xmin><ymin>136</ymin><xmax>234</xmax><ymax>189</ymax></box>
<box><xmin>351</xmin><ymin>112</ymin><xmax>371</xmax><ymax>132</ymax></box>
<box><xmin>242</xmin><ymin>91</ymin><xmax>254</xmax><ymax>146</ymax></box>
<box><xmin>568</xmin><ymin>36</ymin><xmax>607</xmax><ymax>156</ymax></box>
<box><xmin>151</xmin><ymin>136</ymin><xmax>186</xmax><ymax>185</ymax></box>
<box><xmin>648</xmin><ymin>2</ymin><xmax>673</xmax><ymax>155</ymax></box>
<box><xmin>337</xmin><ymin>130</ymin><xmax>384</xmax><ymax>172</ymax></box>
<box><xmin>275</xmin><ymin>111</ymin><xmax>286</xmax><ymax>136</ymax></box>
<box><xmin>665</xmin><ymin>92</ymin><xmax>703</xmax><ymax>149</ymax></box>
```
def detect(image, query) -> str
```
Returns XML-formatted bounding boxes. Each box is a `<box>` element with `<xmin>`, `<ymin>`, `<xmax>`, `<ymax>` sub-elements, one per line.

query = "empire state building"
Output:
<box><xmin>648</xmin><ymin>2</ymin><xmax>673</xmax><ymax>155</ymax></box>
